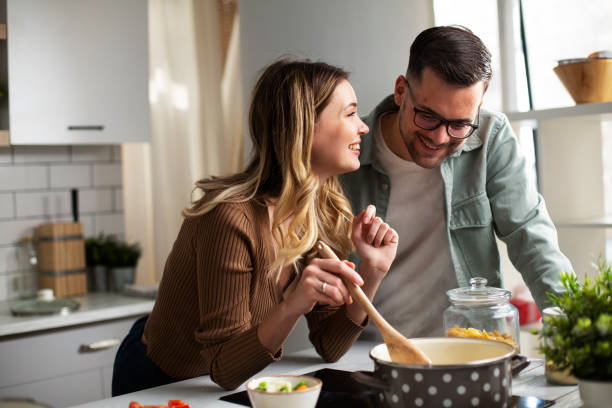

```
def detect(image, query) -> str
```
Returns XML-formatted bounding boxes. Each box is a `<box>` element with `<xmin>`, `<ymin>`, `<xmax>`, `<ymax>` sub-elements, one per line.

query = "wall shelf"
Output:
<box><xmin>506</xmin><ymin>102</ymin><xmax>612</xmax><ymax>276</ymax></box>
<box><xmin>556</xmin><ymin>216</ymin><xmax>612</xmax><ymax>228</ymax></box>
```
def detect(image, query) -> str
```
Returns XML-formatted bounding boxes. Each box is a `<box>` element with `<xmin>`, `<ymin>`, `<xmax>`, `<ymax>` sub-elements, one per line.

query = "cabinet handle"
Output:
<box><xmin>79</xmin><ymin>338</ymin><xmax>121</xmax><ymax>353</ymax></box>
<box><xmin>67</xmin><ymin>125</ymin><xmax>105</xmax><ymax>131</ymax></box>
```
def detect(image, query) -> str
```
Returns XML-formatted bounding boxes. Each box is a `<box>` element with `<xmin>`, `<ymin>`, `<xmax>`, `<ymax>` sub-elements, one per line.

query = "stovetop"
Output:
<box><xmin>219</xmin><ymin>368</ymin><xmax>555</xmax><ymax>407</ymax></box>
<box><xmin>220</xmin><ymin>368</ymin><xmax>377</xmax><ymax>407</ymax></box>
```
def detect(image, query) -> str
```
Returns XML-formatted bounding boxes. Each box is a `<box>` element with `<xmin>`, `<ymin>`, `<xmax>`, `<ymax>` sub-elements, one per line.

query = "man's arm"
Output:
<box><xmin>486</xmin><ymin>114</ymin><xmax>573</xmax><ymax>310</ymax></box>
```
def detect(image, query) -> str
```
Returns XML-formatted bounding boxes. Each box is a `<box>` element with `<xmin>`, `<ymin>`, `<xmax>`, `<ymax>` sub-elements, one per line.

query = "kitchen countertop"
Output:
<box><xmin>67</xmin><ymin>341</ymin><xmax>581</xmax><ymax>408</ymax></box>
<box><xmin>0</xmin><ymin>293</ymin><xmax>154</xmax><ymax>337</ymax></box>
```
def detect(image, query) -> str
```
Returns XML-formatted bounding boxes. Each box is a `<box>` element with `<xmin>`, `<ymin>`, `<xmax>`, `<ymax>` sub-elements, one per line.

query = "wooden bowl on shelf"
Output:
<box><xmin>553</xmin><ymin>57</ymin><xmax>612</xmax><ymax>104</ymax></box>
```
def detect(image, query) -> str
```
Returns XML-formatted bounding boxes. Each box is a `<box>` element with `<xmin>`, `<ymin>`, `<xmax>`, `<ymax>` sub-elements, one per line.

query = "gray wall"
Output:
<box><xmin>239</xmin><ymin>0</ymin><xmax>434</xmax><ymax>159</ymax></box>
<box><xmin>238</xmin><ymin>0</ymin><xmax>434</xmax><ymax>352</ymax></box>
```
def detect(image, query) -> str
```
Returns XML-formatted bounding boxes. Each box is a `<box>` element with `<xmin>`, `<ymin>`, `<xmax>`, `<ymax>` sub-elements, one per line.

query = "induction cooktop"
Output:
<box><xmin>219</xmin><ymin>368</ymin><xmax>555</xmax><ymax>408</ymax></box>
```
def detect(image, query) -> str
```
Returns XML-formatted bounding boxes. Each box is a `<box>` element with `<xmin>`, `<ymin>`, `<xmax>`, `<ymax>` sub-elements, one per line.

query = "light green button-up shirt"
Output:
<box><xmin>339</xmin><ymin>95</ymin><xmax>572</xmax><ymax>310</ymax></box>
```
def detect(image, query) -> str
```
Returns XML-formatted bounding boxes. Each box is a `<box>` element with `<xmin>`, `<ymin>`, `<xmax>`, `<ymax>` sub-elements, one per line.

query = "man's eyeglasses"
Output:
<box><xmin>405</xmin><ymin>79</ymin><xmax>480</xmax><ymax>139</ymax></box>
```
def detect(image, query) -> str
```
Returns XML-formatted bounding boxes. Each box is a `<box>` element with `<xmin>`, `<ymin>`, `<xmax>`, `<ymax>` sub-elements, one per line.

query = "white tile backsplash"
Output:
<box><xmin>80</xmin><ymin>188</ymin><xmax>113</xmax><ymax>213</ymax></box>
<box><xmin>71</xmin><ymin>146</ymin><xmax>113</xmax><ymax>162</ymax></box>
<box><xmin>0</xmin><ymin>145</ymin><xmax>124</xmax><ymax>301</ymax></box>
<box><xmin>93</xmin><ymin>163</ymin><xmax>122</xmax><ymax>186</ymax></box>
<box><xmin>0</xmin><ymin>247</ymin><xmax>18</xmax><ymax>274</ymax></box>
<box><xmin>112</xmin><ymin>146</ymin><xmax>123</xmax><ymax>162</ymax></box>
<box><xmin>15</xmin><ymin>191</ymin><xmax>69</xmax><ymax>218</ymax></box>
<box><xmin>5</xmin><ymin>270</ymin><xmax>37</xmax><ymax>299</ymax></box>
<box><xmin>114</xmin><ymin>188</ymin><xmax>123</xmax><ymax>211</ymax></box>
<box><xmin>50</xmin><ymin>164</ymin><xmax>92</xmax><ymax>189</ymax></box>
<box><xmin>0</xmin><ymin>165</ymin><xmax>48</xmax><ymax>191</ymax></box>
<box><xmin>80</xmin><ymin>214</ymin><xmax>96</xmax><ymax>238</ymax></box>
<box><xmin>0</xmin><ymin>245</ymin><xmax>34</xmax><ymax>275</ymax></box>
<box><xmin>0</xmin><ymin>193</ymin><xmax>14</xmax><ymax>219</ymax></box>
<box><xmin>16</xmin><ymin>189</ymin><xmax>114</xmax><ymax>218</ymax></box>
<box><xmin>0</xmin><ymin>218</ymin><xmax>48</xmax><ymax>246</ymax></box>
<box><xmin>95</xmin><ymin>213</ymin><xmax>125</xmax><ymax>236</ymax></box>
<box><xmin>13</xmin><ymin>146</ymin><xmax>70</xmax><ymax>163</ymax></box>
<box><xmin>0</xmin><ymin>275</ymin><xmax>7</xmax><ymax>300</ymax></box>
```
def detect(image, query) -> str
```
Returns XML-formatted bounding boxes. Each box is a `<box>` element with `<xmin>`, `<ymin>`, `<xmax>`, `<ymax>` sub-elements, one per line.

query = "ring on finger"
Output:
<box><xmin>321</xmin><ymin>281</ymin><xmax>328</xmax><ymax>295</ymax></box>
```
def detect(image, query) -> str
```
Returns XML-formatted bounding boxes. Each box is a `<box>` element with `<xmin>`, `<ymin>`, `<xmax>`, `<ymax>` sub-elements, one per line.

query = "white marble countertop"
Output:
<box><xmin>0</xmin><ymin>293</ymin><xmax>154</xmax><ymax>337</ymax></box>
<box><xmin>68</xmin><ymin>341</ymin><xmax>581</xmax><ymax>408</ymax></box>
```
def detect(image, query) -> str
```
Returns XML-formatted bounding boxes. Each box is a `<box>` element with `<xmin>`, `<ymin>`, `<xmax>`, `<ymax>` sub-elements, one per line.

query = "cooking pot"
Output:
<box><xmin>352</xmin><ymin>338</ymin><xmax>515</xmax><ymax>407</ymax></box>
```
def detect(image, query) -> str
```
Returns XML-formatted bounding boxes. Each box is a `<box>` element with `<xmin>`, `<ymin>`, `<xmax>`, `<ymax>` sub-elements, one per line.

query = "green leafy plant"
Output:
<box><xmin>113</xmin><ymin>240</ymin><xmax>142</xmax><ymax>268</ymax></box>
<box><xmin>85</xmin><ymin>234</ymin><xmax>141</xmax><ymax>268</ymax></box>
<box><xmin>85</xmin><ymin>234</ymin><xmax>106</xmax><ymax>266</ymax></box>
<box><xmin>537</xmin><ymin>258</ymin><xmax>612</xmax><ymax>380</ymax></box>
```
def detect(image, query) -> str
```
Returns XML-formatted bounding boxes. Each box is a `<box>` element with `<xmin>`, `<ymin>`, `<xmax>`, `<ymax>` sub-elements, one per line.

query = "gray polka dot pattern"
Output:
<box><xmin>365</xmin><ymin>359</ymin><xmax>512</xmax><ymax>407</ymax></box>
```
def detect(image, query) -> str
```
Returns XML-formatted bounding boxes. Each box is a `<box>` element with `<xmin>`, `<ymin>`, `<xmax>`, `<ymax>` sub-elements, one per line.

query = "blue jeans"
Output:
<box><xmin>112</xmin><ymin>315</ymin><xmax>177</xmax><ymax>396</ymax></box>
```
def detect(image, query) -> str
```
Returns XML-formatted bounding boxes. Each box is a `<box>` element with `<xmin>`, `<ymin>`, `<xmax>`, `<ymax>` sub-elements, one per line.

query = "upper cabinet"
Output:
<box><xmin>6</xmin><ymin>0</ymin><xmax>150</xmax><ymax>145</ymax></box>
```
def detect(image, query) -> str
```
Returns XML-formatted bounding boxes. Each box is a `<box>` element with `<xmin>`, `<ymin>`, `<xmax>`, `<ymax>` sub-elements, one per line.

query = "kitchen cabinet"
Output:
<box><xmin>0</xmin><ymin>316</ymin><xmax>142</xmax><ymax>408</ymax></box>
<box><xmin>0</xmin><ymin>293</ymin><xmax>153</xmax><ymax>407</ymax></box>
<box><xmin>507</xmin><ymin>101</ymin><xmax>612</xmax><ymax>276</ymax></box>
<box><xmin>5</xmin><ymin>0</ymin><xmax>150</xmax><ymax>145</ymax></box>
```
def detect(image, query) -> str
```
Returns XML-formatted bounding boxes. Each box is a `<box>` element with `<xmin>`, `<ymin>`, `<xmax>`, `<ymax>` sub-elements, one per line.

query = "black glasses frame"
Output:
<box><xmin>405</xmin><ymin>79</ymin><xmax>480</xmax><ymax>139</ymax></box>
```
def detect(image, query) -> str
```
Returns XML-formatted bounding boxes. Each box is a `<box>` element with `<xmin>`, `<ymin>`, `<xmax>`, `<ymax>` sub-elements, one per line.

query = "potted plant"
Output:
<box><xmin>107</xmin><ymin>237</ymin><xmax>142</xmax><ymax>293</ymax></box>
<box><xmin>85</xmin><ymin>234</ymin><xmax>142</xmax><ymax>293</ymax></box>
<box><xmin>538</xmin><ymin>258</ymin><xmax>612</xmax><ymax>407</ymax></box>
<box><xmin>85</xmin><ymin>234</ymin><xmax>109</xmax><ymax>292</ymax></box>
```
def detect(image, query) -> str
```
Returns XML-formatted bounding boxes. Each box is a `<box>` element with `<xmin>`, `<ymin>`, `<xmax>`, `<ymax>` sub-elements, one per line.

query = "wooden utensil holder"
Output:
<box><xmin>35</xmin><ymin>222</ymin><xmax>87</xmax><ymax>298</ymax></box>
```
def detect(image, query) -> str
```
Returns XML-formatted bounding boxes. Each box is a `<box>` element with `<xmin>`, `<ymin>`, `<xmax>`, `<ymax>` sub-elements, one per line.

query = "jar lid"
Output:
<box><xmin>446</xmin><ymin>277</ymin><xmax>511</xmax><ymax>306</ymax></box>
<box><xmin>10</xmin><ymin>290</ymin><xmax>80</xmax><ymax>316</ymax></box>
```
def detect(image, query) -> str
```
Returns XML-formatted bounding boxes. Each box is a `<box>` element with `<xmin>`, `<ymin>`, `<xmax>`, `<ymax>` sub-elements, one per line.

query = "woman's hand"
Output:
<box><xmin>284</xmin><ymin>258</ymin><xmax>364</xmax><ymax>316</ymax></box>
<box><xmin>352</xmin><ymin>204</ymin><xmax>398</xmax><ymax>278</ymax></box>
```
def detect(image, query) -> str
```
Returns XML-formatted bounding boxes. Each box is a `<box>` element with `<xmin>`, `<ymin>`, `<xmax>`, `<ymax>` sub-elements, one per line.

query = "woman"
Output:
<box><xmin>112</xmin><ymin>59</ymin><xmax>398</xmax><ymax>394</ymax></box>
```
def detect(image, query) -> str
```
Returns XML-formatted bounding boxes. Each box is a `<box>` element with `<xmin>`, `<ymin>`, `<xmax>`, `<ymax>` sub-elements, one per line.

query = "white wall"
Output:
<box><xmin>239</xmin><ymin>0</ymin><xmax>434</xmax><ymax>161</ymax></box>
<box><xmin>238</xmin><ymin>0</ymin><xmax>434</xmax><ymax>352</ymax></box>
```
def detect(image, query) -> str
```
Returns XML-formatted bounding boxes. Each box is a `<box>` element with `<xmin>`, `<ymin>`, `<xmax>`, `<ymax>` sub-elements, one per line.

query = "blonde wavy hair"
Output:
<box><xmin>183</xmin><ymin>59</ymin><xmax>354</xmax><ymax>275</ymax></box>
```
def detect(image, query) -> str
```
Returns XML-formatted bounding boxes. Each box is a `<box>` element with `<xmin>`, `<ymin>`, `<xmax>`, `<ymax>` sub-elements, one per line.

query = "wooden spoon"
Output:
<box><xmin>316</xmin><ymin>241</ymin><xmax>432</xmax><ymax>366</ymax></box>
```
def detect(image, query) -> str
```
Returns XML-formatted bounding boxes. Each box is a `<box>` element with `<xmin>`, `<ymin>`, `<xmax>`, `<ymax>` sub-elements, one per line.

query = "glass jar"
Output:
<box><xmin>443</xmin><ymin>277</ymin><xmax>520</xmax><ymax>352</ymax></box>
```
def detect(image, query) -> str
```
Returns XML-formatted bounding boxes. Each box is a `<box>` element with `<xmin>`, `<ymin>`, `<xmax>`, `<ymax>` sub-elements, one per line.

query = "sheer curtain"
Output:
<box><xmin>123</xmin><ymin>0</ymin><xmax>242</xmax><ymax>283</ymax></box>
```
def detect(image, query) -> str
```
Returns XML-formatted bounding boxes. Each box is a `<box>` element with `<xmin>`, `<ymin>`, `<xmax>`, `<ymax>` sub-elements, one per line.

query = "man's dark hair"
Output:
<box><xmin>408</xmin><ymin>25</ymin><xmax>492</xmax><ymax>88</ymax></box>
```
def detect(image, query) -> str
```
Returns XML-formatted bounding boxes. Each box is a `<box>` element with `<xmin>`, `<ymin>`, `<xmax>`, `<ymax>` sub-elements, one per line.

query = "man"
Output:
<box><xmin>340</xmin><ymin>26</ymin><xmax>572</xmax><ymax>339</ymax></box>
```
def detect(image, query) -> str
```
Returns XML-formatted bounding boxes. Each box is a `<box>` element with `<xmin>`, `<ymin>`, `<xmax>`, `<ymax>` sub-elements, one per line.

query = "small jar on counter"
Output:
<box><xmin>443</xmin><ymin>277</ymin><xmax>520</xmax><ymax>352</ymax></box>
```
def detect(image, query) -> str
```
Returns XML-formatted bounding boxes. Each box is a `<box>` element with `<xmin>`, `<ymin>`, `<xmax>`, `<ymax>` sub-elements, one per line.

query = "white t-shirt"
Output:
<box><xmin>361</xmin><ymin>115</ymin><xmax>457</xmax><ymax>341</ymax></box>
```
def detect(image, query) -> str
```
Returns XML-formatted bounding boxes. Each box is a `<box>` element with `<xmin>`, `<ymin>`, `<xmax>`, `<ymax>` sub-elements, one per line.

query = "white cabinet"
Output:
<box><xmin>6</xmin><ymin>0</ymin><xmax>150</xmax><ymax>145</ymax></box>
<box><xmin>507</xmin><ymin>102</ymin><xmax>612</xmax><ymax>277</ymax></box>
<box><xmin>0</xmin><ymin>316</ymin><xmax>142</xmax><ymax>408</ymax></box>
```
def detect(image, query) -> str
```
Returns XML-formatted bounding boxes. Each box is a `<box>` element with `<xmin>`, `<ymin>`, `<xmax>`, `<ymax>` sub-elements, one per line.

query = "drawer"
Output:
<box><xmin>0</xmin><ymin>369</ymin><xmax>102</xmax><ymax>408</ymax></box>
<box><xmin>0</xmin><ymin>316</ymin><xmax>141</xmax><ymax>389</ymax></box>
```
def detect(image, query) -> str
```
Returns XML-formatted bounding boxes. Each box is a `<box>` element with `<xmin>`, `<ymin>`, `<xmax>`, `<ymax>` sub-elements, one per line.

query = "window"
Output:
<box><xmin>522</xmin><ymin>0</ymin><xmax>612</xmax><ymax>109</ymax></box>
<box><xmin>433</xmin><ymin>0</ymin><xmax>503</xmax><ymax>112</ymax></box>
<box><xmin>434</xmin><ymin>0</ymin><xmax>537</xmax><ymax>188</ymax></box>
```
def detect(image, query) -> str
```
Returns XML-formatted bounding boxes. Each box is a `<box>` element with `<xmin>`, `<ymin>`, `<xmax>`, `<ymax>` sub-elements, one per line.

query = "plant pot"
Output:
<box><xmin>109</xmin><ymin>267</ymin><xmax>135</xmax><ymax>293</ymax></box>
<box><xmin>87</xmin><ymin>265</ymin><xmax>108</xmax><ymax>292</ymax></box>
<box><xmin>578</xmin><ymin>378</ymin><xmax>612</xmax><ymax>407</ymax></box>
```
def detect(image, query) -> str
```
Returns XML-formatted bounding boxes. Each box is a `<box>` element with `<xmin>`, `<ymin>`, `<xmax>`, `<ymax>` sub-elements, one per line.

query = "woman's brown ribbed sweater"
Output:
<box><xmin>142</xmin><ymin>199</ymin><xmax>366</xmax><ymax>390</ymax></box>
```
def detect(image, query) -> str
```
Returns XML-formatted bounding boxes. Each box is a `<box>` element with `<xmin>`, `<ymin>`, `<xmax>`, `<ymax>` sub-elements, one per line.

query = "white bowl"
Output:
<box><xmin>246</xmin><ymin>375</ymin><xmax>322</xmax><ymax>408</ymax></box>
